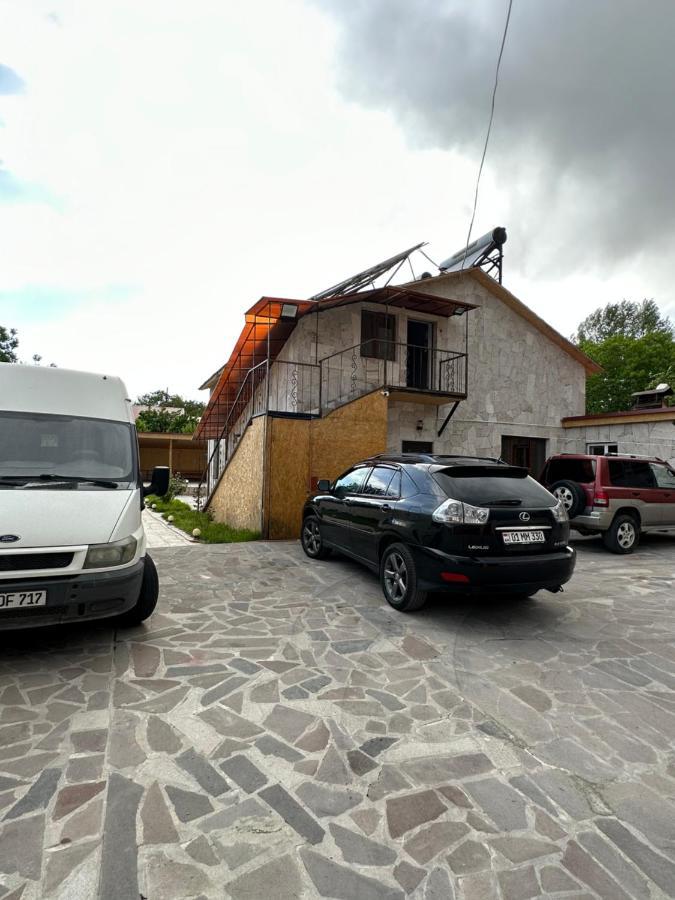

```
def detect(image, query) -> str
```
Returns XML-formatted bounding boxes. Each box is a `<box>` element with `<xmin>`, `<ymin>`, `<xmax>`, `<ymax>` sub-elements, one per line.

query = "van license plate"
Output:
<box><xmin>0</xmin><ymin>590</ymin><xmax>47</xmax><ymax>610</ymax></box>
<box><xmin>503</xmin><ymin>531</ymin><xmax>545</xmax><ymax>545</ymax></box>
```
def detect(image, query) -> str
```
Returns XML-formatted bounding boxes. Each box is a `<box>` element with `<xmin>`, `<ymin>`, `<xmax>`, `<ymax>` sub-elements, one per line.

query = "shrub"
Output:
<box><xmin>164</xmin><ymin>472</ymin><xmax>189</xmax><ymax>502</ymax></box>
<box><xmin>145</xmin><ymin>496</ymin><xmax>259</xmax><ymax>543</ymax></box>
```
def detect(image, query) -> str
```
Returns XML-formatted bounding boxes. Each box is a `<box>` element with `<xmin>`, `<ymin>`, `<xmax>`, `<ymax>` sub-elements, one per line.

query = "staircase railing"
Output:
<box><xmin>196</xmin><ymin>359</ymin><xmax>321</xmax><ymax>507</ymax></box>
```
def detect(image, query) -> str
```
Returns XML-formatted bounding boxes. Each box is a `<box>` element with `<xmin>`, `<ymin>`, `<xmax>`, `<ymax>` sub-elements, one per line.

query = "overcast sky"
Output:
<box><xmin>1</xmin><ymin>0</ymin><xmax>673</xmax><ymax>400</ymax></box>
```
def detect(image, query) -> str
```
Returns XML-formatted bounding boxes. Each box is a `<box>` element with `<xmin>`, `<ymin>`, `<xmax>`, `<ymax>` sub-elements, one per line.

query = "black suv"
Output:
<box><xmin>301</xmin><ymin>454</ymin><xmax>575</xmax><ymax>611</ymax></box>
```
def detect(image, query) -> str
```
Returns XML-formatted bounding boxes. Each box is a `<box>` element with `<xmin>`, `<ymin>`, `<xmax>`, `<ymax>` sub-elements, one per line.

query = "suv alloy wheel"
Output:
<box><xmin>603</xmin><ymin>513</ymin><xmax>639</xmax><ymax>554</ymax></box>
<box><xmin>380</xmin><ymin>543</ymin><xmax>428</xmax><ymax>612</ymax></box>
<box><xmin>301</xmin><ymin>515</ymin><xmax>331</xmax><ymax>560</ymax></box>
<box><xmin>550</xmin><ymin>480</ymin><xmax>586</xmax><ymax>518</ymax></box>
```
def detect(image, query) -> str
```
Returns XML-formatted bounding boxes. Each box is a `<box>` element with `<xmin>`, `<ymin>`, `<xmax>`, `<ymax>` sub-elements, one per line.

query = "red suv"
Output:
<box><xmin>540</xmin><ymin>453</ymin><xmax>675</xmax><ymax>553</ymax></box>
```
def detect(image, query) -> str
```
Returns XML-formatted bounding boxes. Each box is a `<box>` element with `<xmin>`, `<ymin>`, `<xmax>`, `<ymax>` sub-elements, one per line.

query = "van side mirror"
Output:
<box><xmin>143</xmin><ymin>466</ymin><xmax>170</xmax><ymax>498</ymax></box>
<box><xmin>317</xmin><ymin>479</ymin><xmax>332</xmax><ymax>493</ymax></box>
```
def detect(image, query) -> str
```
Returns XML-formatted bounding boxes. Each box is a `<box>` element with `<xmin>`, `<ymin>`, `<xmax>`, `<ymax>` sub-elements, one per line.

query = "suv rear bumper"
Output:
<box><xmin>0</xmin><ymin>560</ymin><xmax>144</xmax><ymax>630</ymax></box>
<box><xmin>570</xmin><ymin>510</ymin><xmax>613</xmax><ymax>532</ymax></box>
<box><xmin>412</xmin><ymin>545</ymin><xmax>576</xmax><ymax>594</ymax></box>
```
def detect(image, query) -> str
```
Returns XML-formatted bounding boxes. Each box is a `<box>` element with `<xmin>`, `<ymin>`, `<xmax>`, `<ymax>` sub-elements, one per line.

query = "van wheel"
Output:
<box><xmin>301</xmin><ymin>516</ymin><xmax>332</xmax><ymax>560</ymax></box>
<box><xmin>380</xmin><ymin>543</ymin><xmax>427</xmax><ymax>612</ymax></box>
<box><xmin>550</xmin><ymin>480</ymin><xmax>586</xmax><ymax>518</ymax></box>
<box><xmin>603</xmin><ymin>514</ymin><xmax>639</xmax><ymax>554</ymax></box>
<box><xmin>117</xmin><ymin>555</ymin><xmax>159</xmax><ymax>626</ymax></box>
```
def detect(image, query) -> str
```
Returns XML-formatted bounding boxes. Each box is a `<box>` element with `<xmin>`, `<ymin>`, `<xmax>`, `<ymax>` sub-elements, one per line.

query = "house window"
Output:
<box><xmin>361</xmin><ymin>310</ymin><xmax>396</xmax><ymax>360</ymax></box>
<box><xmin>587</xmin><ymin>443</ymin><xmax>618</xmax><ymax>456</ymax></box>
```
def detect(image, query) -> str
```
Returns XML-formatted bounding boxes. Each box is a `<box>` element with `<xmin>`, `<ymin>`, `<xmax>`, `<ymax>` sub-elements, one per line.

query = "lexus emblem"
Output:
<box><xmin>0</xmin><ymin>534</ymin><xmax>20</xmax><ymax>543</ymax></box>
<box><xmin>518</xmin><ymin>512</ymin><xmax>531</xmax><ymax>522</ymax></box>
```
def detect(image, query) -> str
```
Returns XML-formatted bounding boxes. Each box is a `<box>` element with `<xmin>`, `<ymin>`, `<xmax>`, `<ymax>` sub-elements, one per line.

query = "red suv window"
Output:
<box><xmin>607</xmin><ymin>460</ymin><xmax>656</xmax><ymax>489</ymax></box>
<box><xmin>650</xmin><ymin>463</ymin><xmax>675</xmax><ymax>489</ymax></box>
<box><xmin>546</xmin><ymin>458</ymin><xmax>596</xmax><ymax>484</ymax></box>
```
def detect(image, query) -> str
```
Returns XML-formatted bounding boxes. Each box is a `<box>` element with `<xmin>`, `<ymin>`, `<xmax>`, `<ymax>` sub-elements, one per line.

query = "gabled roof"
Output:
<box><xmin>402</xmin><ymin>268</ymin><xmax>602</xmax><ymax>376</ymax></box>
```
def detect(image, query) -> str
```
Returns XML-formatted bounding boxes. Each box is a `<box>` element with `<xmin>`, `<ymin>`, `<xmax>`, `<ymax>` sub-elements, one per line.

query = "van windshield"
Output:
<box><xmin>0</xmin><ymin>412</ymin><xmax>135</xmax><ymax>487</ymax></box>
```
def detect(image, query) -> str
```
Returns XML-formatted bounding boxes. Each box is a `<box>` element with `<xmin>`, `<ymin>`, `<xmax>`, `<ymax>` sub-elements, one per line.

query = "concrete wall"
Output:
<box><xmin>208</xmin><ymin>415</ymin><xmax>265</xmax><ymax>532</ymax></box>
<box><xmin>561</xmin><ymin>420</ymin><xmax>675</xmax><ymax>465</ymax></box>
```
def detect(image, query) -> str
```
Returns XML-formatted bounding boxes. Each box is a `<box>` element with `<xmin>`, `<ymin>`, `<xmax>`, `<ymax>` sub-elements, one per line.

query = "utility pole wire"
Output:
<box><xmin>461</xmin><ymin>0</ymin><xmax>514</xmax><ymax>269</ymax></box>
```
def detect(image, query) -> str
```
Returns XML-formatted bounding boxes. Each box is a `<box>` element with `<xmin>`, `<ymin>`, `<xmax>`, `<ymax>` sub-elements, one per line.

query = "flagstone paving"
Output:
<box><xmin>0</xmin><ymin>534</ymin><xmax>674</xmax><ymax>898</ymax></box>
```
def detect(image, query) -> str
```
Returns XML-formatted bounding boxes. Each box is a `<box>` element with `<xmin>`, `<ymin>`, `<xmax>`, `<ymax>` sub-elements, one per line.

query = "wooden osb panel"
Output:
<box><xmin>310</xmin><ymin>390</ymin><xmax>388</xmax><ymax>483</ymax></box>
<box><xmin>209</xmin><ymin>416</ymin><xmax>265</xmax><ymax>532</ymax></box>
<box><xmin>266</xmin><ymin>390</ymin><xmax>388</xmax><ymax>539</ymax></box>
<box><xmin>266</xmin><ymin>417</ymin><xmax>311</xmax><ymax>541</ymax></box>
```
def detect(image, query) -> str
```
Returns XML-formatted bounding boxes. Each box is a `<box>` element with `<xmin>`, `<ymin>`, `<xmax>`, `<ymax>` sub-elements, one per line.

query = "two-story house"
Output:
<box><xmin>194</xmin><ymin>266</ymin><xmax>602</xmax><ymax>538</ymax></box>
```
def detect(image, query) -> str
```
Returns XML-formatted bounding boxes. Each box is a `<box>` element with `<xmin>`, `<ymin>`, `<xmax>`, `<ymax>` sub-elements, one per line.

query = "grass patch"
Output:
<box><xmin>145</xmin><ymin>496</ymin><xmax>260</xmax><ymax>544</ymax></box>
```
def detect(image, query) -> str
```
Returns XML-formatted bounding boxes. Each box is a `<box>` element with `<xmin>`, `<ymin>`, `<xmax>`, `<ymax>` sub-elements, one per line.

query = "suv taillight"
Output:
<box><xmin>593</xmin><ymin>490</ymin><xmax>609</xmax><ymax>507</ymax></box>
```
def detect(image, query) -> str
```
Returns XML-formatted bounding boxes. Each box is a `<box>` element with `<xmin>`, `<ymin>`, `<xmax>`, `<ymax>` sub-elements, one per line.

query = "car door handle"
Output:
<box><xmin>344</xmin><ymin>498</ymin><xmax>354</xmax><ymax>505</ymax></box>
<box><xmin>380</xmin><ymin>503</ymin><xmax>391</xmax><ymax>511</ymax></box>
<box><xmin>631</xmin><ymin>492</ymin><xmax>640</xmax><ymax>497</ymax></box>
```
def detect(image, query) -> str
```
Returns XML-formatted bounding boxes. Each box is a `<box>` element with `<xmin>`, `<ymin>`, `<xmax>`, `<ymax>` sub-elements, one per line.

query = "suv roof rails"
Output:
<box><xmin>605</xmin><ymin>452</ymin><xmax>666</xmax><ymax>461</ymax></box>
<box><xmin>365</xmin><ymin>453</ymin><xmax>507</xmax><ymax>466</ymax></box>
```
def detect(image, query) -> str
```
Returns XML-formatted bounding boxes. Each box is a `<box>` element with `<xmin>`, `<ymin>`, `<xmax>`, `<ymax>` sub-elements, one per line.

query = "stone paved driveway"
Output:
<box><xmin>0</xmin><ymin>535</ymin><xmax>674</xmax><ymax>899</ymax></box>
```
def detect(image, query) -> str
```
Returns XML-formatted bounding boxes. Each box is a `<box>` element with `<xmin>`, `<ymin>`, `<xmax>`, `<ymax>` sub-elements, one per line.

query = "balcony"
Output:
<box><xmin>319</xmin><ymin>339</ymin><xmax>467</xmax><ymax>411</ymax></box>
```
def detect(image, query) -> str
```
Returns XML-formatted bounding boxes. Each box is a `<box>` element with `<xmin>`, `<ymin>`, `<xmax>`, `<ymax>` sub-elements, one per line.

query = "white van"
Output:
<box><xmin>0</xmin><ymin>364</ymin><xmax>169</xmax><ymax>629</ymax></box>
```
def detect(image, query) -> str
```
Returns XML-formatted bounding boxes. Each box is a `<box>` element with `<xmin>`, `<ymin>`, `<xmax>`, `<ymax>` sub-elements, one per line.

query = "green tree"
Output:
<box><xmin>135</xmin><ymin>390</ymin><xmax>205</xmax><ymax>434</ymax></box>
<box><xmin>578</xmin><ymin>304</ymin><xmax>675</xmax><ymax>414</ymax></box>
<box><xmin>0</xmin><ymin>325</ymin><xmax>19</xmax><ymax>363</ymax></box>
<box><xmin>575</xmin><ymin>299</ymin><xmax>673</xmax><ymax>343</ymax></box>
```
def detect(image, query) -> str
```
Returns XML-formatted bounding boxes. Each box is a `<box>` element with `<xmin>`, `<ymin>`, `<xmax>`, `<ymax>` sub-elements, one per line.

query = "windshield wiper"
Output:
<box><xmin>486</xmin><ymin>498</ymin><xmax>522</xmax><ymax>506</ymax></box>
<box><xmin>40</xmin><ymin>474</ymin><xmax>119</xmax><ymax>488</ymax></box>
<box><xmin>4</xmin><ymin>474</ymin><xmax>120</xmax><ymax>489</ymax></box>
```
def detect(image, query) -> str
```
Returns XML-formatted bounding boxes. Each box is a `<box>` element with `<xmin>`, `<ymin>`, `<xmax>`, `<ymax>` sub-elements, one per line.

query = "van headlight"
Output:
<box><xmin>432</xmin><ymin>498</ymin><xmax>490</xmax><ymax>525</ymax></box>
<box><xmin>552</xmin><ymin>499</ymin><xmax>568</xmax><ymax>523</ymax></box>
<box><xmin>84</xmin><ymin>535</ymin><xmax>138</xmax><ymax>569</ymax></box>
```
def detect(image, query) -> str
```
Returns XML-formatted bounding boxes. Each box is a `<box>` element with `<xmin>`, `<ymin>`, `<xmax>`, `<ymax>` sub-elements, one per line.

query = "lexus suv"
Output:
<box><xmin>301</xmin><ymin>454</ymin><xmax>575</xmax><ymax>611</ymax></box>
<box><xmin>541</xmin><ymin>453</ymin><xmax>675</xmax><ymax>553</ymax></box>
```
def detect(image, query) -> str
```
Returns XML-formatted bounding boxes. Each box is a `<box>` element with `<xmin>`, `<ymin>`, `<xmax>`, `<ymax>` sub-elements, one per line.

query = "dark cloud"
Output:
<box><xmin>0</xmin><ymin>63</ymin><xmax>25</xmax><ymax>95</ymax></box>
<box><xmin>317</xmin><ymin>0</ymin><xmax>675</xmax><ymax>275</ymax></box>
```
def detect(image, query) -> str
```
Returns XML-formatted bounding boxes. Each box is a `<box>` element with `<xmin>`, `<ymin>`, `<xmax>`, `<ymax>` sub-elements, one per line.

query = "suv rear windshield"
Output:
<box><xmin>433</xmin><ymin>469</ymin><xmax>555</xmax><ymax>507</ymax></box>
<box><xmin>546</xmin><ymin>458</ymin><xmax>596</xmax><ymax>484</ymax></box>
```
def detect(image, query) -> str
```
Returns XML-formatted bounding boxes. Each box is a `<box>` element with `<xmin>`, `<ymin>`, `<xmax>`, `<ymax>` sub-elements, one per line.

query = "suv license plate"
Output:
<box><xmin>503</xmin><ymin>531</ymin><xmax>545</xmax><ymax>545</ymax></box>
<box><xmin>0</xmin><ymin>590</ymin><xmax>48</xmax><ymax>610</ymax></box>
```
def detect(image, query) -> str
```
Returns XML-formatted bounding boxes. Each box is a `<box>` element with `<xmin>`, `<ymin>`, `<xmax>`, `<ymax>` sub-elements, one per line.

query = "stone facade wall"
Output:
<box><xmin>561</xmin><ymin>420</ymin><xmax>675</xmax><ymax>464</ymax></box>
<box><xmin>385</xmin><ymin>274</ymin><xmax>587</xmax><ymax>459</ymax></box>
<box><xmin>279</xmin><ymin>301</ymin><xmax>463</xmax><ymax>364</ymax></box>
<box><xmin>208</xmin><ymin>415</ymin><xmax>265</xmax><ymax>532</ymax></box>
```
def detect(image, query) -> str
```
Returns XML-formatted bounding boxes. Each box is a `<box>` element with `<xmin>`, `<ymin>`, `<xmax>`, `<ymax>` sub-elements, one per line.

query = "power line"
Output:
<box><xmin>461</xmin><ymin>0</ymin><xmax>514</xmax><ymax>269</ymax></box>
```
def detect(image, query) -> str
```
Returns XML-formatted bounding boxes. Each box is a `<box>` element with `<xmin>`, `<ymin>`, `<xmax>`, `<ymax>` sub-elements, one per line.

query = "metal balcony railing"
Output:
<box><xmin>319</xmin><ymin>340</ymin><xmax>467</xmax><ymax>411</ymax></box>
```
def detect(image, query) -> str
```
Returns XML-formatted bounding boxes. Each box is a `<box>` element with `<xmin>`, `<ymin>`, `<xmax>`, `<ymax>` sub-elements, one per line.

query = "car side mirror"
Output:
<box><xmin>317</xmin><ymin>479</ymin><xmax>332</xmax><ymax>493</ymax></box>
<box><xmin>143</xmin><ymin>466</ymin><xmax>170</xmax><ymax>497</ymax></box>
